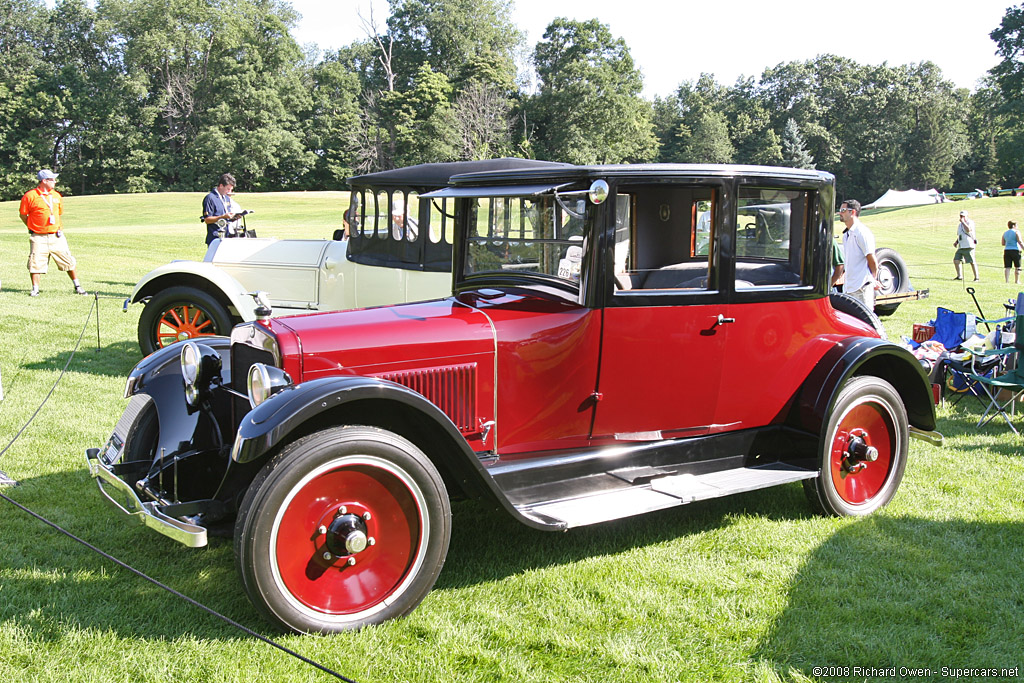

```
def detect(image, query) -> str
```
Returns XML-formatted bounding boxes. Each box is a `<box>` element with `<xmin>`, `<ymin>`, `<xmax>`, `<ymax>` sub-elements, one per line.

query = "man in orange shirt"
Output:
<box><xmin>19</xmin><ymin>169</ymin><xmax>87</xmax><ymax>296</ymax></box>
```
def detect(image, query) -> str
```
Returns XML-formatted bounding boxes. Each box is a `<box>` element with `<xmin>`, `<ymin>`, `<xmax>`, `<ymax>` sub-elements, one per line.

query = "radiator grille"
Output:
<box><xmin>375</xmin><ymin>364</ymin><xmax>478</xmax><ymax>433</ymax></box>
<box><xmin>231</xmin><ymin>344</ymin><xmax>276</xmax><ymax>395</ymax></box>
<box><xmin>230</xmin><ymin>343</ymin><xmax>276</xmax><ymax>425</ymax></box>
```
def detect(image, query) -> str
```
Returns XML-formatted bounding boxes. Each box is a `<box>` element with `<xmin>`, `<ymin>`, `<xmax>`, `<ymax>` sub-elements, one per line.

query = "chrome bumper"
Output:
<box><xmin>909</xmin><ymin>426</ymin><xmax>944</xmax><ymax>447</ymax></box>
<box><xmin>85</xmin><ymin>447</ymin><xmax>208</xmax><ymax>548</ymax></box>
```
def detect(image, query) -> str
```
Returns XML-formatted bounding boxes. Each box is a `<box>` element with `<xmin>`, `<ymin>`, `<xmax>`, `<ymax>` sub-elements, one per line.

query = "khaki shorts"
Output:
<box><xmin>846</xmin><ymin>282</ymin><xmax>875</xmax><ymax>312</ymax></box>
<box><xmin>953</xmin><ymin>247</ymin><xmax>975</xmax><ymax>264</ymax></box>
<box><xmin>28</xmin><ymin>232</ymin><xmax>77</xmax><ymax>273</ymax></box>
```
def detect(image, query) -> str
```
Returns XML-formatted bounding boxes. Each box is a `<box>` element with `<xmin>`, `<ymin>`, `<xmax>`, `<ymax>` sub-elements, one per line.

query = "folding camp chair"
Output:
<box><xmin>925</xmin><ymin>307</ymin><xmax>978</xmax><ymax>406</ymax></box>
<box><xmin>946</xmin><ymin>344</ymin><xmax>1003</xmax><ymax>408</ymax></box>
<box><xmin>944</xmin><ymin>312</ymin><xmax>1014</xmax><ymax>408</ymax></box>
<box><xmin>968</xmin><ymin>294</ymin><xmax>1024</xmax><ymax>434</ymax></box>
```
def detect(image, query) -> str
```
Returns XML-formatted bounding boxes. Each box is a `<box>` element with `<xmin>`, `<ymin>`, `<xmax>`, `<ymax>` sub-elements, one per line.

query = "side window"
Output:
<box><xmin>365</xmin><ymin>190</ymin><xmax>389</xmax><ymax>238</ymax></box>
<box><xmin>390</xmin><ymin>191</ymin><xmax>419</xmax><ymax>242</ymax></box>
<box><xmin>735</xmin><ymin>188</ymin><xmax>811</xmax><ymax>288</ymax></box>
<box><xmin>350</xmin><ymin>190</ymin><xmax>366</xmax><ymax>236</ymax></box>
<box><xmin>428</xmin><ymin>196</ymin><xmax>453</xmax><ymax>245</ymax></box>
<box><xmin>614</xmin><ymin>186</ymin><xmax>717</xmax><ymax>292</ymax></box>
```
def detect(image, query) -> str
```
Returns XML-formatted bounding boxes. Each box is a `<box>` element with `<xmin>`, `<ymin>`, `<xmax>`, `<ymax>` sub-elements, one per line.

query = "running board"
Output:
<box><xmin>517</xmin><ymin>463</ymin><xmax>817</xmax><ymax>529</ymax></box>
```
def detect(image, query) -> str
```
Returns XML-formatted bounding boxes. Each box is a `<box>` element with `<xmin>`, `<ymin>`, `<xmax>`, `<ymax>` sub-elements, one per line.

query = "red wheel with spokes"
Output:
<box><xmin>137</xmin><ymin>286</ymin><xmax>233</xmax><ymax>355</ymax></box>
<box><xmin>804</xmin><ymin>376</ymin><xmax>908</xmax><ymax>516</ymax></box>
<box><xmin>234</xmin><ymin>426</ymin><xmax>451</xmax><ymax>633</ymax></box>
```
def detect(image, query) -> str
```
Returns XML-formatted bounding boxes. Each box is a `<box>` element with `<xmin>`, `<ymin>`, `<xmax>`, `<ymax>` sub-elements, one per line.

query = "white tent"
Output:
<box><xmin>863</xmin><ymin>188</ymin><xmax>942</xmax><ymax>209</ymax></box>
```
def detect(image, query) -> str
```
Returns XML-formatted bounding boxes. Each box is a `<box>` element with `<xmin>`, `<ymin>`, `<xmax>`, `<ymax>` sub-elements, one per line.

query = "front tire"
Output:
<box><xmin>804</xmin><ymin>376</ymin><xmax>908</xmax><ymax>516</ymax></box>
<box><xmin>137</xmin><ymin>286</ymin><xmax>233</xmax><ymax>355</ymax></box>
<box><xmin>234</xmin><ymin>426</ymin><xmax>451</xmax><ymax>634</ymax></box>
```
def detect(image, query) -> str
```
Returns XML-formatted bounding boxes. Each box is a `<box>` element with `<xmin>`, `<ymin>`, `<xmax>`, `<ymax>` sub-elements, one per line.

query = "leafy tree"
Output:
<box><xmin>354</xmin><ymin>63</ymin><xmax>458</xmax><ymax>171</ymax></box>
<box><xmin>991</xmin><ymin>4</ymin><xmax>1024</xmax><ymax>103</ymax></box>
<box><xmin>391</xmin><ymin>63</ymin><xmax>458</xmax><ymax>167</ymax></box>
<box><xmin>45</xmin><ymin>0</ymin><xmax>156</xmax><ymax>195</ymax></box>
<box><xmin>659</xmin><ymin>75</ymin><xmax>733</xmax><ymax>163</ymax></box>
<box><xmin>101</xmin><ymin>0</ymin><xmax>312</xmax><ymax>190</ymax></box>
<box><xmin>386</xmin><ymin>0</ymin><xmax>521</xmax><ymax>92</ymax></box>
<box><xmin>529</xmin><ymin>18</ymin><xmax>657</xmax><ymax>164</ymax></box>
<box><xmin>191</xmin><ymin>0</ymin><xmax>314</xmax><ymax>189</ymax></box>
<box><xmin>302</xmin><ymin>54</ymin><xmax>365</xmax><ymax>188</ymax></box>
<box><xmin>758</xmin><ymin>55</ymin><xmax>862</xmax><ymax>175</ymax></box>
<box><xmin>725</xmin><ymin>79</ymin><xmax>781</xmax><ymax>166</ymax></box>
<box><xmin>0</xmin><ymin>0</ymin><xmax>55</xmax><ymax>199</ymax></box>
<box><xmin>987</xmin><ymin>7</ymin><xmax>1024</xmax><ymax>186</ymax></box>
<box><xmin>672</xmin><ymin>110</ymin><xmax>734</xmax><ymax>163</ymax></box>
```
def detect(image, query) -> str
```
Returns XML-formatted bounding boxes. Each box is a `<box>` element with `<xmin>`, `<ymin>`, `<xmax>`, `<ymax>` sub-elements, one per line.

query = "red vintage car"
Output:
<box><xmin>88</xmin><ymin>163</ymin><xmax>940</xmax><ymax>634</ymax></box>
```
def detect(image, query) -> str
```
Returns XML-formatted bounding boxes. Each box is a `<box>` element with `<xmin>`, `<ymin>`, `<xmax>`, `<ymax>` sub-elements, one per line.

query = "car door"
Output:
<box><xmin>591</xmin><ymin>184</ymin><xmax>732</xmax><ymax>441</ymax></box>
<box><xmin>715</xmin><ymin>184</ymin><xmax>823</xmax><ymax>429</ymax></box>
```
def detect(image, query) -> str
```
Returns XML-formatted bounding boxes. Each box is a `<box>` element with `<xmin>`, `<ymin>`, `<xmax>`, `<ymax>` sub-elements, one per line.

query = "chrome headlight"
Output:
<box><xmin>247</xmin><ymin>363</ymin><xmax>292</xmax><ymax>409</ymax></box>
<box><xmin>181</xmin><ymin>341</ymin><xmax>223</xmax><ymax>407</ymax></box>
<box><xmin>181</xmin><ymin>341</ymin><xmax>201</xmax><ymax>385</ymax></box>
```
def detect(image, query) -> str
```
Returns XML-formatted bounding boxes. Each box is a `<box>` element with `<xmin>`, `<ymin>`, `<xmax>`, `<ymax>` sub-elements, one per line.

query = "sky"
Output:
<box><xmin>290</xmin><ymin>0</ymin><xmax>1012</xmax><ymax>98</ymax></box>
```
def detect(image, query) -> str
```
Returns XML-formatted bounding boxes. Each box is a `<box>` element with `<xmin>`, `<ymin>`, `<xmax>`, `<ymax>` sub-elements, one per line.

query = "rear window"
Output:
<box><xmin>734</xmin><ymin>187</ymin><xmax>812</xmax><ymax>288</ymax></box>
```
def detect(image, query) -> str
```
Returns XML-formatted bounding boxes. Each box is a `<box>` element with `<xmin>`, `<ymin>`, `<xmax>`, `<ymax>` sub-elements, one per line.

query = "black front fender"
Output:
<box><xmin>230</xmin><ymin>375</ymin><xmax>478</xmax><ymax>465</ymax></box>
<box><xmin>229</xmin><ymin>374</ymin><xmax>566</xmax><ymax>531</ymax></box>
<box><xmin>793</xmin><ymin>337</ymin><xmax>936</xmax><ymax>437</ymax></box>
<box><xmin>126</xmin><ymin>337</ymin><xmax>233</xmax><ymax>459</ymax></box>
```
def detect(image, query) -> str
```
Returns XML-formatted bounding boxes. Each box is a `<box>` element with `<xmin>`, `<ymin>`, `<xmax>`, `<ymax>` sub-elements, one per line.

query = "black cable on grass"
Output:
<box><xmin>0</xmin><ymin>299</ymin><xmax>360</xmax><ymax>683</ymax></box>
<box><xmin>0</xmin><ymin>491</ymin><xmax>357</xmax><ymax>683</ymax></box>
<box><xmin>0</xmin><ymin>295</ymin><xmax>96</xmax><ymax>462</ymax></box>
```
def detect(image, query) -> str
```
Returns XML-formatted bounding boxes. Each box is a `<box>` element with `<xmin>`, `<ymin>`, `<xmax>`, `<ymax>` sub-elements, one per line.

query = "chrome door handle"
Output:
<box><xmin>716</xmin><ymin>314</ymin><xmax>736</xmax><ymax>325</ymax></box>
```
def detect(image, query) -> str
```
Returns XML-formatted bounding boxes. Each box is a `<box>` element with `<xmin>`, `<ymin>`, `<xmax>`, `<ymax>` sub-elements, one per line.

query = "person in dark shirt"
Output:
<box><xmin>202</xmin><ymin>173</ymin><xmax>240</xmax><ymax>245</ymax></box>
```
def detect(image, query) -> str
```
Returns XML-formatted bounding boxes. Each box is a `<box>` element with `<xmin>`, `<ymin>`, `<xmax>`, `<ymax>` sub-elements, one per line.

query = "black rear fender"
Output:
<box><xmin>792</xmin><ymin>336</ymin><xmax>936</xmax><ymax>437</ymax></box>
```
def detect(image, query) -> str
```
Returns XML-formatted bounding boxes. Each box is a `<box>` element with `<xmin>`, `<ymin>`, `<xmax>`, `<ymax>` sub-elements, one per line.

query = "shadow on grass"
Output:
<box><xmin>0</xmin><ymin>469</ymin><xmax>257</xmax><ymax>641</ymax></box>
<box><xmin>0</xmin><ymin>283</ymin><xmax>133</xmax><ymax>299</ymax></box>
<box><xmin>0</xmin><ymin>467</ymin><xmax>818</xmax><ymax>642</ymax></box>
<box><xmin>936</xmin><ymin>404</ymin><xmax>1024</xmax><ymax>458</ymax></box>
<box><xmin>23</xmin><ymin>340</ymin><xmax>141</xmax><ymax>378</ymax></box>
<box><xmin>436</xmin><ymin>478</ymin><xmax>817</xmax><ymax>589</ymax></box>
<box><xmin>755</xmin><ymin>515</ymin><xmax>1024</xmax><ymax>678</ymax></box>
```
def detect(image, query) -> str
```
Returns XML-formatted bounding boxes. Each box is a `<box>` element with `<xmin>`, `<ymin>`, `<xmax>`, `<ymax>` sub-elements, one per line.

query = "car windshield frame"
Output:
<box><xmin>434</xmin><ymin>183</ymin><xmax>593</xmax><ymax>300</ymax></box>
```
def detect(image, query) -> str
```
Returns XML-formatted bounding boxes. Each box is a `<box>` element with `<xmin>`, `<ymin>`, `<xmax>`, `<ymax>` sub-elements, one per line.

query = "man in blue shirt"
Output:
<box><xmin>202</xmin><ymin>173</ymin><xmax>239</xmax><ymax>245</ymax></box>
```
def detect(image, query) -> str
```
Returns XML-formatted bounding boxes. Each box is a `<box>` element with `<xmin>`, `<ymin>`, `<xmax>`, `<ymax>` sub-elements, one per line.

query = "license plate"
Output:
<box><xmin>101</xmin><ymin>433</ymin><xmax>124</xmax><ymax>466</ymax></box>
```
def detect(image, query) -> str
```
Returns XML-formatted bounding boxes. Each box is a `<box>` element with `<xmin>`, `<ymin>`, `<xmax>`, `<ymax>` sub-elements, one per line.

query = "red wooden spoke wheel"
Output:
<box><xmin>805</xmin><ymin>376</ymin><xmax>908</xmax><ymax>516</ymax></box>
<box><xmin>235</xmin><ymin>427</ymin><xmax>451</xmax><ymax>634</ymax></box>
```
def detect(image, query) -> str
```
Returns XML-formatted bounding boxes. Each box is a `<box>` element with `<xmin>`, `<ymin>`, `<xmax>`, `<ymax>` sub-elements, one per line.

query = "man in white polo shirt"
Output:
<box><xmin>839</xmin><ymin>199</ymin><xmax>879</xmax><ymax>311</ymax></box>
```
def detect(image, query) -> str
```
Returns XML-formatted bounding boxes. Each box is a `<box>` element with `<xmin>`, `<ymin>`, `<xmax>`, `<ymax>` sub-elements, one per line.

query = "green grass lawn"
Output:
<box><xmin>1</xmin><ymin>192</ymin><xmax>1023</xmax><ymax>682</ymax></box>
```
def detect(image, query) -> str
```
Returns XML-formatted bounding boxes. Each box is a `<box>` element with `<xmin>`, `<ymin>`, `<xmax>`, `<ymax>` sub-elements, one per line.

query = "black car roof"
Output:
<box><xmin>348</xmin><ymin>158</ymin><xmax>573</xmax><ymax>189</ymax></box>
<box><xmin>447</xmin><ymin>163</ymin><xmax>834</xmax><ymax>186</ymax></box>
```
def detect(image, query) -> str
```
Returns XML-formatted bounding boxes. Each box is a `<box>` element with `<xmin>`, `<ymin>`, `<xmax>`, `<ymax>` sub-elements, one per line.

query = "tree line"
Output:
<box><xmin>3</xmin><ymin>0</ymin><xmax>1024</xmax><ymax>203</ymax></box>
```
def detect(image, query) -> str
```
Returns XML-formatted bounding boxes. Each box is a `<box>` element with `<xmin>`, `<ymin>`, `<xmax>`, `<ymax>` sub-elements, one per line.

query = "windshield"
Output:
<box><xmin>463</xmin><ymin>194</ymin><xmax>586</xmax><ymax>287</ymax></box>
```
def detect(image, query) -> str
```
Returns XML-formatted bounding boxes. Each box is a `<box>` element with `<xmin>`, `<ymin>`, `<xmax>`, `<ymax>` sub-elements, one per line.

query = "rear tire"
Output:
<box><xmin>804</xmin><ymin>376</ymin><xmax>908</xmax><ymax>516</ymax></box>
<box><xmin>138</xmin><ymin>286</ymin><xmax>233</xmax><ymax>355</ymax></box>
<box><xmin>234</xmin><ymin>426</ymin><xmax>451</xmax><ymax>634</ymax></box>
<box><xmin>874</xmin><ymin>248</ymin><xmax>911</xmax><ymax>316</ymax></box>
